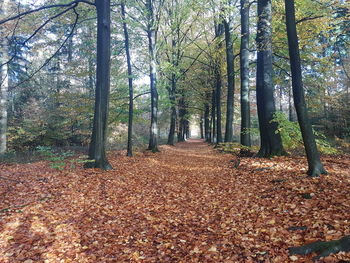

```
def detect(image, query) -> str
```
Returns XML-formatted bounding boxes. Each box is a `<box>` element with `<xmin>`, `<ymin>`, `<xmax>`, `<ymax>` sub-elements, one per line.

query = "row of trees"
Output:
<box><xmin>0</xmin><ymin>0</ymin><xmax>349</xmax><ymax>175</ymax></box>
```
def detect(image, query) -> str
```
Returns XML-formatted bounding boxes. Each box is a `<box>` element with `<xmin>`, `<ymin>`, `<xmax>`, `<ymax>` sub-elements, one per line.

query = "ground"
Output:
<box><xmin>0</xmin><ymin>139</ymin><xmax>349</xmax><ymax>263</ymax></box>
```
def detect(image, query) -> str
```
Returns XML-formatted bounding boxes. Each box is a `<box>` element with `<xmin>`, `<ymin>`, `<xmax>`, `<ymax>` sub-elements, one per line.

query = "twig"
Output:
<box><xmin>0</xmin><ymin>176</ymin><xmax>23</xmax><ymax>183</ymax></box>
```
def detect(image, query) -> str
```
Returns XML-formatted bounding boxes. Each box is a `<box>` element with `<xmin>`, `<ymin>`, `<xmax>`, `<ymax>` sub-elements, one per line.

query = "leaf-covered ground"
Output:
<box><xmin>0</xmin><ymin>139</ymin><xmax>349</xmax><ymax>263</ymax></box>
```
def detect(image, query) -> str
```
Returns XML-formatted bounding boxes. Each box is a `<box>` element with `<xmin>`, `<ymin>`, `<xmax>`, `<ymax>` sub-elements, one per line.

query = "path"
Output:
<box><xmin>0</xmin><ymin>139</ymin><xmax>349</xmax><ymax>262</ymax></box>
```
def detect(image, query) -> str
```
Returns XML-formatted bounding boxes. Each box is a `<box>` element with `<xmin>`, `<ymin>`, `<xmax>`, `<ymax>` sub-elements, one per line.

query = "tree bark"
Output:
<box><xmin>0</xmin><ymin>0</ymin><xmax>10</xmax><ymax>155</ymax></box>
<box><xmin>224</xmin><ymin>15</ymin><xmax>235</xmax><ymax>142</ymax></box>
<box><xmin>289</xmin><ymin>235</ymin><xmax>350</xmax><ymax>260</ymax></box>
<box><xmin>204</xmin><ymin>93</ymin><xmax>210</xmax><ymax>141</ymax></box>
<box><xmin>147</xmin><ymin>0</ymin><xmax>159</xmax><ymax>152</ymax></box>
<box><xmin>86</xmin><ymin>0</ymin><xmax>112</xmax><ymax>170</ymax></box>
<box><xmin>167</xmin><ymin>28</ymin><xmax>179</xmax><ymax>146</ymax></box>
<box><xmin>211</xmin><ymin>86</ymin><xmax>216</xmax><ymax>143</ymax></box>
<box><xmin>284</xmin><ymin>0</ymin><xmax>327</xmax><ymax>177</ymax></box>
<box><xmin>215</xmin><ymin>24</ymin><xmax>224</xmax><ymax>144</ymax></box>
<box><xmin>199</xmin><ymin>115</ymin><xmax>204</xmax><ymax>139</ymax></box>
<box><xmin>256</xmin><ymin>0</ymin><xmax>285</xmax><ymax>157</ymax></box>
<box><xmin>167</xmin><ymin>77</ymin><xmax>177</xmax><ymax>145</ymax></box>
<box><xmin>240</xmin><ymin>0</ymin><xmax>251</xmax><ymax>147</ymax></box>
<box><xmin>121</xmin><ymin>1</ymin><xmax>134</xmax><ymax>157</ymax></box>
<box><xmin>215</xmin><ymin>64</ymin><xmax>222</xmax><ymax>143</ymax></box>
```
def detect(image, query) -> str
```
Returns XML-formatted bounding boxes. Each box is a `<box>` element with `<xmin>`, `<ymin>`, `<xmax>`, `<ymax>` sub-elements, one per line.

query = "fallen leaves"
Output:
<box><xmin>0</xmin><ymin>139</ymin><xmax>349</xmax><ymax>262</ymax></box>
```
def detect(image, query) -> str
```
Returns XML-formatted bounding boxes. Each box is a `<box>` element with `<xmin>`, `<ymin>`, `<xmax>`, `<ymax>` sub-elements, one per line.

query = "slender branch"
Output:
<box><xmin>8</xmin><ymin>8</ymin><xmax>80</xmax><ymax>91</ymax></box>
<box><xmin>114</xmin><ymin>91</ymin><xmax>151</xmax><ymax>101</ymax></box>
<box><xmin>0</xmin><ymin>4</ymin><xmax>78</xmax><ymax>68</ymax></box>
<box><xmin>0</xmin><ymin>0</ymin><xmax>94</xmax><ymax>25</ymax></box>
<box><xmin>296</xmin><ymin>15</ymin><xmax>324</xmax><ymax>24</ymax></box>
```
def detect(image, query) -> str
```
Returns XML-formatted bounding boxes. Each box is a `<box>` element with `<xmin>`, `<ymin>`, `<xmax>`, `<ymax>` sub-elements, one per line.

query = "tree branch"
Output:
<box><xmin>296</xmin><ymin>15</ymin><xmax>324</xmax><ymax>24</ymax></box>
<box><xmin>8</xmin><ymin>8</ymin><xmax>80</xmax><ymax>91</ymax></box>
<box><xmin>0</xmin><ymin>0</ymin><xmax>94</xmax><ymax>25</ymax></box>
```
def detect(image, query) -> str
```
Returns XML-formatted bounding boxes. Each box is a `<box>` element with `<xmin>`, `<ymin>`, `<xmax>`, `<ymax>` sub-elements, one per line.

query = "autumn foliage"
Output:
<box><xmin>0</xmin><ymin>139</ymin><xmax>349</xmax><ymax>262</ymax></box>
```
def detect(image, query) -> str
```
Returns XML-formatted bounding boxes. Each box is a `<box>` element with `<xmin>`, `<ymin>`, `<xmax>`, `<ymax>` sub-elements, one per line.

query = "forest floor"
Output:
<box><xmin>0</xmin><ymin>139</ymin><xmax>349</xmax><ymax>263</ymax></box>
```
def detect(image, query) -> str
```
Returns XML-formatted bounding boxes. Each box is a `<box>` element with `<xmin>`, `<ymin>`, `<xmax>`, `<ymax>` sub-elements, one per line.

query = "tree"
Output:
<box><xmin>0</xmin><ymin>0</ymin><xmax>10</xmax><ymax>155</ymax></box>
<box><xmin>239</xmin><ymin>0</ymin><xmax>250</xmax><ymax>149</ymax></box>
<box><xmin>284</xmin><ymin>0</ymin><xmax>327</xmax><ymax>177</ymax></box>
<box><xmin>214</xmin><ymin>23</ymin><xmax>224</xmax><ymax>144</ymax></box>
<box><xmin>223</xmin><ymin>0</ymin><xmax>235</xmax><ymax>143</ymax></box>
<box><xmin>86</xmin><ymin>0</ymin><xmax>112</xmax><ymax>169</ymax></box>
<box><xmin>121</xmin><ymin>0</ymin><xmax>134</xmax><ymax>157</ymax></box>
<box><xmin>256</xmin><ymin>0</ymin><xmax>285</xmax><ymax>157</ymax></box>
<box><xmin>145</xmin><ymin>0</ymin><xmax>161</xmax><ymax>152</ymax></box>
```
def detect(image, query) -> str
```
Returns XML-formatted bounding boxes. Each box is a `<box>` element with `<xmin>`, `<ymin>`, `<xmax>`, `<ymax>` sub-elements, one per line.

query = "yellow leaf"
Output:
<box><xmin>268</xmin><ymin>219</ymin><xmax>276</xmax><ymax>225</ymax></box>
<box><xmin>208</xmin><ymin>245</ymin><xmax>217</xmax><ymax>252</ymax></box>
<box><xmin>289</xmin><ymin>255</ymin><xmax>298</xmax><ymax>261</ymax></box>
<box><xmin>192</xmin><ymin>246</ymin><xmax>200</xmax><ymax>253</ymax></box>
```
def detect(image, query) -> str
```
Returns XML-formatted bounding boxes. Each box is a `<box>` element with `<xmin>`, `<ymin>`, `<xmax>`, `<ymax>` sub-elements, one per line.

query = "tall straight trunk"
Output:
<box><xmin>88</xmin><ymin>57</ymin><xmax>94</xmax><ymax>97</ymax></box>
<box><xmin>0</xmin><ymin>38</ymin><xmax>8</xmax><ymax>155</ymax></box>
<box><xmin>167</xmin><ymin>34</ymin><xmax>178</xmax><ymax>146</ymax></box>
<box><xmin>215</xmin><ymin>65</ymin><xmax>222</xmax><ymax>143</ymax></box>
<box><xmin>204</xmin><ymin>99</ymin><xmax>210</xmax><ymax>141</ymax></box>
<box><xmin>208</xmin><ymin>115</ymin><xmax>212</xmax><ymax>143</ymax></box>
<box><xmin>215</xmin><ymin>24</ymin><xmax>224</xmax><ymax>144</ymax></box>
<box><xmin>288</xmin><ymin>85</ymin><xmax>293</xmax><ymax>121</ymax></box>
<box><xmin>87</xmin><ymin>0</ymin><xmax>112</xmax><ymax>170</ymax></box>
<box><xmin>284</xmin><ymin>0</ymin><xmax>327</xmax><ymax>177</ymax></box>
<box><xmin>256</xmin><ymin>0</ymin><xmax>285</xmax><ymax>157</ymax></box>
<box><xmin>121</xmin><ymin>1</ymin><xmax>134</xmax><ymax>157</ymax></box>
<box><xmin>185</xmin><ymin>119</ymin><xmax>190</xmax><ymax>138</ymax></box>
<box><xmin>0</xmin><ymin>0</ymin><xmax>10</xmax><ymax>155</ymax></box>
<box><xmin>200</xmin><ymin>115</ymin><xmax>204</xmax><ymax>139</ymax></box>
<box><xmin>211</xmin><ymin>86</ymin><xmax>216</xmax><ymax>143</ymax></box>
<box><xmin>167</xmin><ymin>76</ymin><xmax>177</xmax><ymax>145</ymax></box>
<box><xmin>279</xmin><ymin>85</ymin><xmax>283</xmax><ymax>112</ymax></box>
<box><xmin>224</xmin><ymin>18</ymin><xmax>235</xmax><ymax>142</ymax></box>
<box><xmin>147</xmin><ymin>0</ymin><xmax>159</xmax><ymax>152</ymax></box>
<box><xmin>240</xmin><ymin>0</ymin><xmax>251</xmax><ymax>147</ymax></box>
<box><xmin>177</xmin><ymin>93</ymin><xmax>186</xmax><ymax>142</ymax></box>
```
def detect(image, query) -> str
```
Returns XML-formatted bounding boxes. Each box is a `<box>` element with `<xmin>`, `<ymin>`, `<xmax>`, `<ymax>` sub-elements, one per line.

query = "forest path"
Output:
<box><xmin>1</xmin><ymin>140</ymin><xmax>350</xmax><ymax>262</ymax></box>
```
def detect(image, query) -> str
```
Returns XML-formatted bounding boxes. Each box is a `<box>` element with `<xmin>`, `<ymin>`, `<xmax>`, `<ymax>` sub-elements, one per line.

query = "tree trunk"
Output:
<box><xmin>86</xmin><ymin>0</ymin><xmax>112</xmax><ymax>170</ymax></box>
<box><xmin>256</xmin><ymin>0</ymin><xmax>285</xmax><ymax>157</ymax></box>
<box><xmin>167</xmin><ymin>78</ymin><xmax>177</xmax><ymax>145</ymax></box>
<box><xmin>224</xmin><ymin>17</ymin><xmax>235</xmax><ymax>142</ymax></box>
<box><xmin>284</xmin><ymin>0</ymin><xmax>327</xmax><ymax>177</ymax></box>
<box><xmin>240</xmin><ymin>0</ymin><xmax>251</xmax><ymax>147</ymax></box>
<box><xmin>211</xmin><ymin>86</ymin><xmax>216</xmax><ymax>143</ymax></box>
<box><xmin>204</xmin><ymin>94</ymin><xmax>210</xmax><ymax>141</ymax></box>
<box><xmin>288</xmin><ymin>84</ymin><xmax>295</xmax><ymax>122</ymax></box>
<box><xmin>121</xmin><ymin>1</ymin><xmax>134</xmax><ymax>157</ymax></box>
<box><xmin>215</xmin><ymin>24</ymin><xmax>224</xmax><ymax>144</ymax></box>
<box><xmin>0</xmin><ymin>0</ymin><xmax>10</xmax><ymax>155</ymax></box>
<box><xmin>199</xmin><ymin>115</ymin><xmax>204</xmax><ymax>139</ymax></box>
<box><xmin>147</xmin><ymin>0</ymin><xmax>159</xmax><ymax>152</ymax></box>
<box><xmin>177</xmin><ymin>93</ymin><xmax>186</xmax><ymax>142</ymax></box>
<box><xmin>215</xmin><ymin>64</ymin><xmax>222</xmax><ymax>143</ymax></box>
<box><xmin>0</xmin><ymin>40</ymin><xmax>8</xmax><ymax>156</ymax></box>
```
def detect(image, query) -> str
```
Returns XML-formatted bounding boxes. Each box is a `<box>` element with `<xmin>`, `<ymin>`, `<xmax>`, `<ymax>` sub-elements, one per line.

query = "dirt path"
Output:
<box><xmin>0</xmin><ymin>139</ymin><xmax>349</xmax><ymax>262</ymax></box>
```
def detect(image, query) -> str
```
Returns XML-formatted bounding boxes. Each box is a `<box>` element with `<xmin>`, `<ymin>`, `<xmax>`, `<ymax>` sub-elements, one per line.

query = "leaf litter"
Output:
<box><xmin>0</xmin><ymin>139</ymin><xmax>349</xmax><ymax>262</ymax></box>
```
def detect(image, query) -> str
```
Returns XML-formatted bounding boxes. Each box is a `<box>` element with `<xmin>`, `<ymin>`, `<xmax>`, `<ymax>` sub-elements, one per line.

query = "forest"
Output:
<box><xmin>0</xmin><ymin>0</ymin><xmax>349</xmax><ymax>262</ymax></box>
